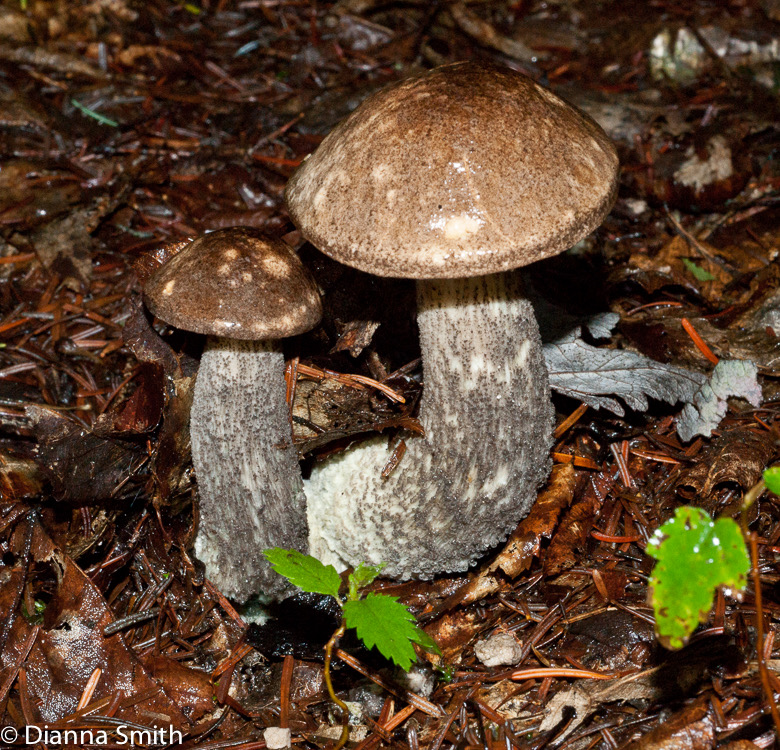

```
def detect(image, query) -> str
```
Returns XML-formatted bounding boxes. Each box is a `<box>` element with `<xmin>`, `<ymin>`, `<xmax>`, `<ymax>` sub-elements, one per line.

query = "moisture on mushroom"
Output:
<box><xmin>144</xmin><ymin>227</ymin><xmax>322</xmax><ymax>600</ymax></box>
<box><xmin>285</xmin><ymin>61</ymin><xmax>619</xmax><ymax>578</ymax></box>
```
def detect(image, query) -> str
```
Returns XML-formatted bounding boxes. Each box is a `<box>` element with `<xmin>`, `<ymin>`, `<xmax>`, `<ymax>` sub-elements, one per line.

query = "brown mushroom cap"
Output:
<box><xmin>144</xmin><ymin>227</ymin><xmax>322</xmax><ymax>340</ymax></box>
<box><xmin>286</xmin><ymin>61</ymin><xmax>619</xmax><ymax>279</ymax></box>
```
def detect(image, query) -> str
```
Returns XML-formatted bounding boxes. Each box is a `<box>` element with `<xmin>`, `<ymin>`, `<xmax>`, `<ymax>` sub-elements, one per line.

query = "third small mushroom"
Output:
<box><xmin>286</xmin><ymin>61</ymin><xmax>619</xmax><ymax>578</ymax></box>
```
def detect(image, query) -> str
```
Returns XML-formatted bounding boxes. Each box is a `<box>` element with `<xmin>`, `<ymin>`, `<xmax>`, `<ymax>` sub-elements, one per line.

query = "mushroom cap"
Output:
<box><xmin>144</xmin><ymin>227</ymin><xmax>322</xmax><ymax>340</ymax></box>
<box><xmin>285</xmin><ymin>61</ymin><xmax>619</xmax><ymax>279</ymax></box>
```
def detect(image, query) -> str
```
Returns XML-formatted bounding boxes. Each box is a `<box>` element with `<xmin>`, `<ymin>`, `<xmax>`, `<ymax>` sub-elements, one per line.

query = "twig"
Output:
<box><xmin>554</xmin><ymin>403</ymin><xmax>588</xmax><ymax>439</ymax></box>
<box><xmin>449</xmin><ymin>3</ymin><xmax>544</xmax><ymax>63</ymax></box>
<box><xmin>334</xmin><ymin>648</ymin><xmax>443</xmax><ymax>717</ymax></box>
<box><xmin>741</xmin><ymin>479</ymin><xmax>780</xmax><ymax>735</ymax></box>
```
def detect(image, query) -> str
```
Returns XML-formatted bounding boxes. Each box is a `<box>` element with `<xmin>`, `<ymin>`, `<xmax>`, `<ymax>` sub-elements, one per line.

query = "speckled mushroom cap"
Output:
<box><xmin>285</xmin><ymin>61</ymin><xmax>619</xmax><ymax>279</ymax></box>
<box><xmin>144</xmin><ymin>227</ymin><xmax>322</xmax><ymax>340</ymax></box>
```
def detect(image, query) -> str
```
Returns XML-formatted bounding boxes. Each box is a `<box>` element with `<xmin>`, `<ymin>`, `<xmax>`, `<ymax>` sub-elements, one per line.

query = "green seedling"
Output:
<box><xmin>264</xmin><ymin>549</ymin><xmax>439</xmax><ymax>749</ymax></box>
<box><xmin>648</xmin><ymin>466</ymin><xmax>780</xmax><ymax>649</ymax></box>
<box><xmin>648</xmin><ymin>506</ymin><xmax>749</xmax><ymax>649</ymax></box>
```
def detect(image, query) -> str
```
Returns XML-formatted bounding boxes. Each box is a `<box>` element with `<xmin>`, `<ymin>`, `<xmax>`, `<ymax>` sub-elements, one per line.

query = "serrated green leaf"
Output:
<box><xmin>348</xmin><ymin>562</ymin><xmax>385</xmax><ymax>600</ymax></box>
<box><xmin>681</xmin><ymin>258</ymin><xmax>715</xmax><ymax>282</ymax></box>
<box><xmin>263</xmin><ymin>548</ymin><xmax>341</xmax><ymax>599</ymax></box>
<box><xmin>647</xmin><ymin>506</ymin><xmax>749</xmax><ymax>650</ymax></box>
<box><xmin>343</xmin><ymin>593</ymin><xmax>429</xmax><ymax>671</ymax></box>
<box><xmin>765</xmin><ymin>466</ymin><xmax>780</xmax><ymax>495</ymax></box>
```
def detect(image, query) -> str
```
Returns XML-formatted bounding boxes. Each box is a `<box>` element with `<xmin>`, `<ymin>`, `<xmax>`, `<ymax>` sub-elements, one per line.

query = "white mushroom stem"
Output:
<box><xmin>191</xmin><ymin>337</ymin><xmax>308</xmax><ymax>600</ymax></box>
<box><xmin>305</xmin><ymin>272</ymin><xmax>553</xmax><ymax>577</ymax></box>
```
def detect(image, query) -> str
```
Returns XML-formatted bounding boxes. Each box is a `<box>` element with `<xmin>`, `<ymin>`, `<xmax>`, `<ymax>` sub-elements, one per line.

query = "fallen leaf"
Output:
<box><xmin>677</xmin><ymin>360</ymin><xmax>762</xmax><ymax>441</ymax></box>
<box><xmin>545</xmin><ymin>331</ymin><xmax>705</xmax><ymax>416</ymax></box>
<box><xmin>0</xmin><ymin>523</ymin><xmax>199</xmax><ymax>732</ymax></box>
<box><xmin>674</xmin><ymin>427</ymin><xmax>775</xmax><ymax>504</ymax></box>
<box><xmin>544</xmin><ymin>472</ymin><xmax>612</xmax><ymax>576</ymax></box>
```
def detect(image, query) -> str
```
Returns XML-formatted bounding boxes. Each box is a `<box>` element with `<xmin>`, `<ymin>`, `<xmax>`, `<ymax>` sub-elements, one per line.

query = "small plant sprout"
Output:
<box><xmin>264</xmin><ymin>549</ymin><xmax>439</xmax><ymax>750</ymax></box>
<box><xmin>649</xmin><ymin>464</ymin><xmax>779</xmax><ymax>652</ymax></box>
<box><xmin>647</xmin><ymin>506</ymin><xmax>749</xmax><ymax>650</ymax></box>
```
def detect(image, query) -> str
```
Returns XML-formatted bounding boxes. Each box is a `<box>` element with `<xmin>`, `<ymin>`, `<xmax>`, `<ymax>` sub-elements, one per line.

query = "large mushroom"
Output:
<box><xmin>144</xmin><ymin>227</ymin><xmax>322</xmax><ymax>600</ymax></box>
<box><xmin>285</xmin><ymin>61</ymin><xmax>619</xmax><ymax>577</ymax></box>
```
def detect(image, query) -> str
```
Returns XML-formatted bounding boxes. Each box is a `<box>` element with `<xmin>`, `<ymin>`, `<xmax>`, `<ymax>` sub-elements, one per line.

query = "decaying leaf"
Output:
<box><xmin>30</xmin><ymin>193</ymin><xmax>125</xmax><ymax>287</ymax></box>
<box><xmin>122</xmin><ymin>303</ymin><xmax>196</xmax><ymax>507</ymax></box>
<box><xmin>544</xmin><ymin>472</ymin><xmax>611</xmax><ymax>576</ymax></box>
<box><xmin>676</xmin><ymin>359</ymin><xmax>762</xmax><ymax>442</ymax></box>
<box><xmin>291</xmin><ymin>376</ymin><xmax>420</xmax><ymax>456</ymax></box>
<box><xmin>544</xmin><ymin>330</ymin><xmax>705</xmax><ymax>416</ymax></box>
<box><xmin>423</xmin><ymin>608</ymin><xmax>494</xmax><ymax>665</ymax></box>
<box><xmin>538</xmin><ymin>669</ymin><xmax>663</xmax><ymax>736</ymax></box>
<box><xmin>621</xmin><ymin>697</ymin><xmax>715</xmax><ymax>750</ymax></box>
<box><xmin>0</xmin><ymin>446</ymin><xmax>46</xmax><ymax>499</ymax></box>
<box><xmin>675</xmin><ymin>427</ymin><xmax>776</xmax><ymax>503</ymax></box>
<box><xmin>0</xmin><ymin>522</ymin><xmax>211</xmax><ymax>732</ymax></box>
<box><xmin>330</xmin><ymin>319</ymin><xmax>380</xmax><ymax>357</ymax></box>
<box><xmin>28</xmin><ymin>405</ymin><xmax>147</xmax><ymax>506</ymax></box>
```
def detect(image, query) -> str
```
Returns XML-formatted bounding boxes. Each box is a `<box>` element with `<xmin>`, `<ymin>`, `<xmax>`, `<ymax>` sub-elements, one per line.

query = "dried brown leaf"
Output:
<box><xmin>423</xmin><ymin>609</ymin><xmax>494</xmax><ymax>665</ymax></box>
<box><xmin>675</xmin><ymin>427</ymin><xmax>776</xmax><ymax>509</ymax></box>
<box><xmin>140</xmin><ymin>654</ymin><xmax>215</xmax><ymax>722</ymax></box>
<box><xmin>0</xmin><ymin>524</ymin><xmax>196</xmax><ymax>731</ymax></box>
<box><xmin>544</xmin><ymin>472</ymin><xmax>609</xmax><ymax>576</ymax></box>
<box><xmin>330</xmin><ymin>319</ymin><xmax>380</xmax><ymax>357</ymax></box>
<box><xmin>28</xmin><ymin>406</ymin><xmax>146</xmax><ymax>506</ymax></box>
<box><xmin>622</xmin><ymin>697</ymin><xmax>714</xmax><ymax>750</ymax></box>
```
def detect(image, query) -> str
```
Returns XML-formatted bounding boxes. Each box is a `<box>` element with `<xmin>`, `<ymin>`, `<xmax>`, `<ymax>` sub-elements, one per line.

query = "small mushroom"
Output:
<box><xmin>285</xmin><ymin>61</ymin><xmax>619</xmax><ymax>577</ymax></box>
<box><xmin>145</xmin><ymin>227</ymin><xmax>322</xmax><ymax>600</ymax></box>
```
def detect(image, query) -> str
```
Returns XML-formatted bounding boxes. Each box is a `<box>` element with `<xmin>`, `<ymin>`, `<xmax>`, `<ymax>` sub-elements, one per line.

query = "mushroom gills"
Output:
<box><xmin>305</xmin><ymin>271</ymin><xmax>553</xmax><ymax>578</ymax></box>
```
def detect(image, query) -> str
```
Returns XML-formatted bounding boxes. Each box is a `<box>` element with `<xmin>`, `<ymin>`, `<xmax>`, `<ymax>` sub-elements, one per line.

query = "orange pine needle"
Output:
<box><xmin>297</xmin><ymin>363</ymin><xmax>405</xmax><ymax>403</ymax></box>
<box><xmin>77</xmin><ymin>668</ymin><xmax>102</xmax><ymax>710</ymax></box>
<box><xmin>591</xmin><ymin>530</ymin><xmax>642</xmax><ymax>543</ymax></box>
<box><xmin>511</xmin><ymin>667</ymin><xmax>612</xmax><ymax>681</ymax></box>
<box><xmin>554</xmin><ymin>402</ymin><xmax>588</xmax><ymax>438</ymax></box>
<box><xmin>629</xmin><ymin>449</ymin><xmax>681</xmax><ymax>465</ymax></box>
<box><xmin>552</xmin><ymin>452</ymin><xmax>601</xmax><ymax>470</ymax></box>
<box><xmin>681</xmin><ymin>317</ymin><xmax>719</xmax><ymax>365</ymax></box>
<box><xmin>0</xmin><ymin>252</ymin><xmax>35</xmax><ymax>265</ymax></box>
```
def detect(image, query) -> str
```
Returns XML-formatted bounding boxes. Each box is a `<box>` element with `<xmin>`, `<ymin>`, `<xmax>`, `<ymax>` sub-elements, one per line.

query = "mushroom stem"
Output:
<box><xmin>306</xmin><ymin>272</ymin><xmax>553</xmax><ymax>577</ymax></box>
<box><xmin>191</xmin><ymin>337</ymin><xmax>308</xmax><ymax>600</ymax></box>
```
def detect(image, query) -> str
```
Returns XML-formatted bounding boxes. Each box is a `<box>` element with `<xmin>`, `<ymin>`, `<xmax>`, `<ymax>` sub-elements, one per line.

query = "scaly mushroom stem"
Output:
<box><xmin>306</xmin><ymin>272</ymin><xmax>553</xmax><ymax>577</ymax></box>
<box><xmin>192</xmin><ymin>337</ymin><xmax>308</xmax><ymax>600</ymax></box>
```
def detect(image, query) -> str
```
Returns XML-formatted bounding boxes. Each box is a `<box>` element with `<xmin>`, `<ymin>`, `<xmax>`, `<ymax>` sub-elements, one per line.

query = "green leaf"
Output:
<box><xmin>681</xmin><ymin>258</ymin><xmax>715</xmax><ymax>282</ymax></box>
<box><xmin>263</xmin><ymin>548</ymin><xmax>341</xmax><ymax>599</ymax></box>
<box><xmin>343</xmin><ymin>593</ymin><xmax>433</xmax><ymax>671</ymax></box>
<box><xmin>647</xmin><ymin>506</ymin><xmax>749</xmax><ymax>649</ymax></box>
<box><xmin>765</xmin><ymin>466</ymin><xmax>780</xmax><ymax>495</ymax></box>
<box><xmin>348</xmin><ymin>562</ymin><xmax>385</xmax><ymax>601</ymax></box>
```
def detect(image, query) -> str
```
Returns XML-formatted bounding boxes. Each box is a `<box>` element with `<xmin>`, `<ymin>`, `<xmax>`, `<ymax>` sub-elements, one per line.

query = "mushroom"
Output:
<box><xmin>144</xmin><ymin>227</ymin><xmax>322</xmax><ymax>600</ymax></box>
<box><xmin>285</xmin><ymin>61</ymin><xmax>619</xmax><ymax>577</ymax></box>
